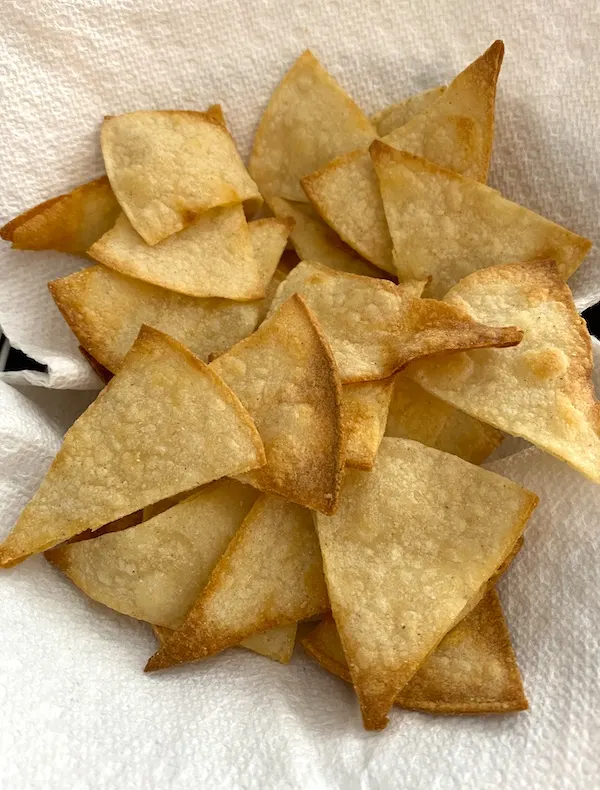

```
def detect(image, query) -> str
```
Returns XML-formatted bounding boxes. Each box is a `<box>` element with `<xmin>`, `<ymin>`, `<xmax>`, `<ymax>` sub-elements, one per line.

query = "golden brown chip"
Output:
<box><xmin>315</xmin><ymin>437</ymin><xmax>537</xmax><ymax>730</ymax></box>
<box><xmin>372</xmin><ymin>144</ymin><xmax>592</xmax><ymax>298</ymax></box>
<box><xmin>342</xmin><ymin>378</ymin><xmax>395</xmax><ymax>470</ymax></box>
<box><xmin>370</xmin><ymin>86</ymin><xmax>447</xmax><ymax>137</ymax></box>
<box><xmin>410</xmin><ymin>260</ymin><xmax>600</xmax><ymax>483</ymax></box>
<box><xmin>145</xmin><ymin>494</ymin><xmax>328</xmax><ymax>671</ymax></box>
<box><xmin>210</xmin><ymin>294</ymin><xmax>344</xmax><ymax>514</ymax></box>
<box><xmin>0</xmin><ymin>326</ymin><xmax>265</xmax><ymax>567</ymax></box>
<box><xmin>268</xmin><ymin>261</ymin><xmax>523</xmax><ymax>383</ymax></box>
<box><xmin>101</xmin><ymin>110</ymin><xmax>261</xmax><ymax>245</ymax></box>
<box><xmin>302</xmin><ymin>590</ymin><xmax>527</xmax><ymax>714</ymax></box>
<box><xmin>78</xmin><ymin>346</ymin><xmax>113</xmax><ymax>384</ymax></box>
<box><xmin>385</xmin><ymin>373</ymin><xmax>503</xmax><ymax>464</ymax></box>
<box><xmin>248</xmin><ymin>50</ymin><xmax>376</xmax><ymax>203</ymax></box>
<box><xmin>1</xmin><ymin>177</ymin><xmax>120</xmax><ymax>254</ymax></box>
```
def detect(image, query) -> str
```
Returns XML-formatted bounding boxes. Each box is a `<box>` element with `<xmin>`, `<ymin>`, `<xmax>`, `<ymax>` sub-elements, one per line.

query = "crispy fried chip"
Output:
<box><xmin>51</xmin><ymin>218</ymin><xmax>291</xmax><ymax>372</ymax></box>
<box><xmin>210</xmin><ymin>294</ymin><xmax>344</xmax><ymax>513</ymax></box>
<box><xmin>385</xmin><ymin>373</ymin><xmax>503</xmax><ymax>464</ymax></box>
<box><xmin>342</xmin><ymin>378</ymin><xmax>395</xmax><ymax>469</ymax></box>
<box><xmin>370</xmin><ymin>86</ymin><xmax>446</xmax><ymax>137</ymax></box>
<box><xmin>268</xmin><ymin>261</ymin><xmax>523</xmax><ymax>383</ymax></box>
<box><xmin>0</xmin><ymin>176</ymin><xmax>120</xmax><ymax>254</ymax></box>
<box><xmin>315</xmin><ymin>437</ymin><xmax>537</xmax><ymax>729</ymax></box>
<box><xmin>101</xmin><ymin>110</ymin><xmax>261</xmax><ymax>245</ymax></box>
<box><xmin>372</xmin><ymin>144</ymin><xmax>592</xmax><ymax>298</ymax></box>
<box><xmin>88</xmin><ymin>205</ymin><xmax>268</xmax><ymax>300</ymax></box>
<box><xmin>302</xmin><ymin>589</ymin><xmax>527</xmax><ymax>714</ymax></box>
<box><xmin>145</xmin><ymin>494</ymin><xmax>328</xmax><ymax>671</ymax></box>
<box><xmin>0</xmin><ymin>327</ymin><xmax>265</xmax><ymax>567</ymax></box>
<box><xmin>410</xmin><ymin>260</ymin><xmax>600</xmax><ymax>483</ymax></box>
<box><xmin>302</xmin><ymin>42</ymin><xmax>504</xmax><ymax>272</ymax></box>
<box><xmin>248</xmin><ymin>50</ymin><xmax>376</xmax><ymax>203</ymax></box>
<box><xmin>78</xmin><ymin>346</ymin><xmax>113</xmax><ymax>384</ymax></box>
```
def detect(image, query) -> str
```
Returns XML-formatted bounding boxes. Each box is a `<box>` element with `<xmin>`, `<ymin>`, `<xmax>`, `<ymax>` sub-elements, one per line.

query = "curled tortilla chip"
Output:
<box><xmin>372</xmin><ymin>144</ymin><xmax>592</xmax><ymax>298</ymax></box>
<box><xmin>101</xmin><ymin>110</ymin><xmax>261</xmax><ymax>245</ymax></box>
<box><xmin>302</xmin><ymin>42</ymin><xmax>504</xmax><ymax>272</ymax></box>
<box><xmin>410</xmin><ymin>260</ymin><xmax>600</xmax><ymax>483</ymax></box>
<box><xmin>1</xmin><ymin>177</ymin><xmax>120</xmax><ymax>254</ymax></box>
<box><xmin>249</xmin><ymin>50</ymin><xmax>376</xmax><ymax>203</ymax></box>
<box><xmin>370</xmin><ymin>86</ymin><xmax>446</xmax><ymax>137</ymax></box>
<box><xmin>385</xmin><ymin>373</ymin><xmax>503</xmax><ymax>464</ymax></box>
<box><xmin>268</xmin><ymin>261</ymin><xmax>523</xmax><ymax>383</ymax></box>
<box><xmin>145</xmin><ymin>494</ymin><xmax>328</xmax><ymax>671</ymax></box>
<box><xmin>302</xmin><ymin>589</ymin><xmax>527</xmax><ymax>714</ymax></box>
<box><xmin>0</xmin><ymin>326</ymin><xmax>265</xmax><ymax>567</ymax></box>
<box><xmin>342</xmin><ymin>378</ymin><xmax>395</xmax><ymax>470</ymax></box>
<box><xmin>210</xmin><ymin>294</ymin><xmax>344</xmax><ymax>514</ymax></box>
<box><xmin>315</xmin><ymin>437</ymin><xmax>537</xmax><ymax>730</ymax></box>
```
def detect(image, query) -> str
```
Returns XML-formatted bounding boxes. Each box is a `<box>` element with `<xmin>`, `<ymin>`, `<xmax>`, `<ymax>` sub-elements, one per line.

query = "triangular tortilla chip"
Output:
<box><xmin>51</xmin><ymin>217</ymin><xmax>292</xmax><ymax>373</ymax></box>
<box><xmin>302</xmin><ymin>589</ymin><xmax>527</xmax><ymax>714</ymax></box>
<box><xmin>372</xmin><ymin>144</ymin><xmax>592</xmax><ymax>298</ymax></box>
<box><xmin>370</xmin><ymin>86</ymin><xmax>446</xmax><ymax>137</ymax></box>
<box><xmin>315</xmin><ymin>437</ymin><xmax>537</xmax><ymax>729</ymax></box>
<box><xmin>0</xmin><ymin>176</ymin><xmax>120</xmax><ymax>254</ymax></box>
<box><xmin>302</xmin><ymin>42</ymin><xmax>504</xmax><ymax>272</ymax></box>
<box><xmin>410</xmin><ymin>260</ymin><xmax>600</xmax><ymax>483</ymax></box>
<box><xmin>268</xmin><ymin>261</ymin><xmax>523</xmax><ymax>382</ymax></box>
<box><xmin>270</xmin><ymin>196</ymin><xmax>383</xmax><ymax>278</ymax></box>
<box><xmin>145</xmin><ymin>494</ymin><xmax>328</xmax><ymax>671</ymax></box>
<box><xmin>210</xmin><ymin>294</ymin><xmax>344</xmax><ymax>513</ymax></box>
<box><xmin>248</xmin><ymin>50</ymin><xmax>376</xmax><ymax>203</ymax></box>
<box><xmin>0</xmin><ymin>327</ymin><xmax>265</xmax><ymax>567</ymax></box>
<box><xmin>88</xmin><ymin>205</ymin><xmax>267</xmax><ymax>300</ymax></box>
<box><xmin>342</xmin><ymin>378</ymin><xmax>395</xmax><ymax>470</ymax></box>
<box><xmin>101</xmin><ymin>110</ymin><xmax>261</xmax><ymax>245</ymax></box>
<box><xmin>385</xmin><ymin>373</ymin><xmax>503</xmax><ymax>464</ymax></box>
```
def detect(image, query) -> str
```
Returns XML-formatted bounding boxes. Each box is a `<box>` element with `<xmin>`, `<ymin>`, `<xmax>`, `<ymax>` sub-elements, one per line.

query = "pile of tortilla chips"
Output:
<box><xmin>1</xmin><ymin>41</ymin><xmax>596</xmax><ymax>731</ymax></box>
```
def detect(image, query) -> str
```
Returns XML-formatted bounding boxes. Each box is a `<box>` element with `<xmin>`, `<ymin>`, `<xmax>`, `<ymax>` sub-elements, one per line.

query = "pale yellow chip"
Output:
<box><xmin>101</xmin><ymin>110</ymin><xmax>262</xmax><ymax>245</ymax></box>
<box><xmin>410</xmin><ymin>260</ymin><xmax>600</xmax><ymax>483</ymax></box>
<box><xmin>342</xmin><ymin>378</ymin><xmax>395</xmax><ymax>470</ymax></box>
<box><xmin>302</xmin><ymin>42</ymin><xmax>504</xmax><ymax>272</ymax></box>
<box><xmin>315</xmin><ymin>437</ymin><xmax>537</xmax><ymax>730</ymax></box>
<box><xmin>88</xmin><ymin>205</ymin><xmax>268</xmax><ymax>300</ymax></box>
<box><xmin>302</xmin><ymin>589</ymin><xmax>528</xmax><ymax>714</ymax></box>
<box><xmin>146</xmin><ymin>494</ymin><xmax>328</xmax><ymax>671</ymax></box>
<box><xmin>211</xmin><ymin>294</ymin><xmax>344</xmax><ymax>514</ymax></box>
<box><xmin>372</xmin><ymin>144</ymin><xmax>592</xmax><ymax>298</ymax></box>
<box><xmin>385</xmin><ymin>373</ymin><xmax>503</xmax><ymax>464</ymax></box>
<box><xmin>270</xmin><ymin>196</ymin><xmax>384</xmax><ymax>278</ymax></box>
<box><xmin>248</xmin><ymin>50</ymin><xmax>376</xmax><ymax>203</ymax></box>
<box><xmin>0</xmin><ymin>326</ymin><xmax>265</xmax><ymax>567</ymax></box>
<box><xmin>1</xmin><ymin>176</ymin><xmax>120</xmax><ymax>254</ymax></box>
<box><xmin>51</xmin><ymin>217</ymin><xmax>292</xmax><ymax>373</ymax></box>
<box><xmin>268</xmin><ymin>261</ymin><xmax>523</xmax><ymax>383</ymax></box>
<box><xmin>370</xmin><ymin>86</ymin><xmax>447</xmax><ymax>137</ymax></box>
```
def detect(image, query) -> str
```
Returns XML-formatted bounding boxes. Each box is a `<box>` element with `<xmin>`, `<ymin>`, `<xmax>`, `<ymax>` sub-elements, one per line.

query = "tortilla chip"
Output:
<box><xmin>210</xmin><ymin>294</ymin><xmax>344</xmax><ymax>513</ymax></box>
<box><xmin>205</xmin><ymin>103</ymin><xmax>226</xmax><ymax>127</ymax></box>
<box><xmin>248</xmin><ymin>50</ymin><xmax>376</xmax><ymax>203</ymax></box>
<box><xmin>302</xmin><ymin>589</ymin><xmax>527</xmax><ymax>714</ymax></box>
<box><xmin>270</xmin><ymin>196</ymin><xmax>384</xmax><ymax>278</ymax></box>
<box><xmin>302</xmin><ymin>42</ymin><xmax>504</xmax><ymax>272</ymax></box>
<box><xmin>1</xmin><ymin>176</ymin><xmax>120</xmax><ymax>254</ymax></box>
<box><xmin>343</xmin><ymin>378</ymin><xmax>395</xmax><ymax>470</ymax></box>
<box><xmin>372</xmin><ymin>144</ymin><xmax>592</xmax><ymax>298</ymax></box>
<box><xmin>145</xmin><ymin>494</ymin><xmax>329</xmax><ymax>671</ymax></box>
<box><xmin>315</xmin><ymin>437</ymin><xmax>537</xmax><ymax>729</ymax></box>
<box><xmin>410</xmin><ymin>260</ymin><xmax>600</xmax><ymax>483</ymax></box>
<box><xmin>78</xmin><ymin>346</ymin><xmax>113</xmax><ymax>384</ymax></box>
<box><xmin>51</xmin><ymin>218</ymin><xmax>291</xmax><ymax>372</ymax></box>
<box><xmin>101</xmin><ymin>110</ymin><xmax>261</xmax><ymax>245</ymax></box>
<box><xmin>385</xmin><ymin>373</ymin><xmax>503</xmax><ymax>464</ymax></box>
<box><xmin>268</xmin><ymin>261</ymin><xmax>523</xmax><ymax>383</ymax></box>
<box><xmin>0</xmin><ymin>326</ymin><xmax>265</xmax><ymax>567</ymax></box>
<box><xmin>370</xmin><ymin>86</ymin><xmax>446</xmax><ymax>137</ymax></box>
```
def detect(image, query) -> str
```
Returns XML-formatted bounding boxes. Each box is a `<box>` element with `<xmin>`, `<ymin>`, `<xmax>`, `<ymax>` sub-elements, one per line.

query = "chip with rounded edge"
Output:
<box><xmin>268</xmin><ymin>261</ymin><xmax>523</xmax><ymax>383</ymax></box>
<box><xmin>342</xmin><ymin>378</ymin><xmax>395</xmax><ymax>470</ymax></box>
<box><xmin>370</xmin><ymin>86</ymin><xmax>446</xmax><ymax>137</ymax></box>
<box><xmin>0</xmin><ymin>326</ymin><xmax>265</xmax><ymax>567</ymax></box>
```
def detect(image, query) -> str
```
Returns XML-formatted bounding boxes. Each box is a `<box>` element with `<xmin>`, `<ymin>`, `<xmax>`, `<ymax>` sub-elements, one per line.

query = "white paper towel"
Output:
<box><xmin>1</xmin><ymin>2</ymin><xmax>600</xmax><ymax>788</ymax></box>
